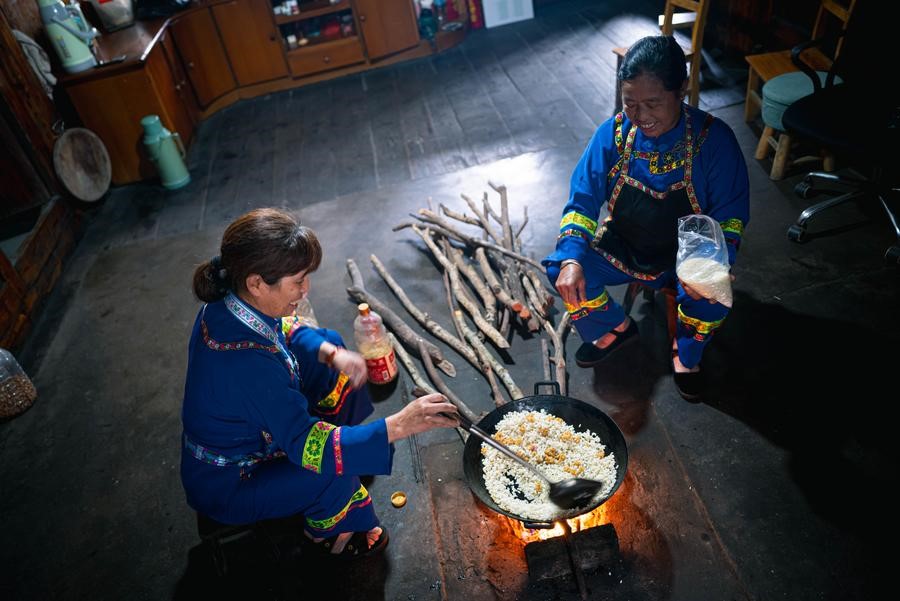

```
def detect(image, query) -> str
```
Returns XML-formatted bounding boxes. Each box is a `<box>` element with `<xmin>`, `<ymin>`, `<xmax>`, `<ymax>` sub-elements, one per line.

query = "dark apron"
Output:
<box><xmin>591</xmin><ymin>110</ymin><xmax>703</xmax><ymax>276</ymax></box>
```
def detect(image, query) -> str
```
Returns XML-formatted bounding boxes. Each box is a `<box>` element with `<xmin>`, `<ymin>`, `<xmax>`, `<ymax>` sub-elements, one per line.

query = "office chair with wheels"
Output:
<box><xmin>780</xmin><ymin>5</ymin><xmax>900</xmax><ymax>264</ymax></box>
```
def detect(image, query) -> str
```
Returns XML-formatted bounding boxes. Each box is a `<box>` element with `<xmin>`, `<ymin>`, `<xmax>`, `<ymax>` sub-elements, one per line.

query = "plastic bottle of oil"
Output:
<box><xmin>353</xmin><ymin>303</ymin><xmax>397</xmax><ymax>384</ymax></box>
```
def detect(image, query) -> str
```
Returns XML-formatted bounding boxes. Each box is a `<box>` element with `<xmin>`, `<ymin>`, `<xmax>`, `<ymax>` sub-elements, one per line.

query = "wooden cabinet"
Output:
<box><xmin>355</xmin><ymin>0</ymin><xmax>419</xmax><ymax>60</ymax></box>
<box><xmin>276</xmin><ymin>0</ymin><xmax>365</xmax><ymax>78</ymax></box>
<box><xmin>151</xmin><ymin>30</ymin><xmax>197</xmax><ymax>143</ymax></box>
<box><xmin>60</xmin><ymin>2</ymin><xmax>465</xmax><ymax>184</ymax></box>
<box><xmin>64</xmin><ymin>24</ymin><xmax>197</xmax><ymax>185</ymax></box>
<box><xmin>274</xmin><ymin>0</ymin><xmax>419</xmax><ymax>78</ymax></box>
<box><xmin>169</xmin><ymin>8</ymin><xmax>237</xmax><ymax>107</ymax></box>
<box><xmin>213</xmin><ymin>0</ymin><xmax>289</xmax><ymax>86</ymax></box>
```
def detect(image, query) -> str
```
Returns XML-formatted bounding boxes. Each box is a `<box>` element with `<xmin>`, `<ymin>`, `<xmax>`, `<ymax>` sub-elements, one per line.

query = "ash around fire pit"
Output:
<box><xmin>462</xmin><ymin>382</ymin><xmax>628</xmax><ymax>527</ymax></box>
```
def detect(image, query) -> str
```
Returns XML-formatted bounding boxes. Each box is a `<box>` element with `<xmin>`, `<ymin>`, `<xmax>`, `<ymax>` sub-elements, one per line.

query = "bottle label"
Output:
<box><xmin>365</xmin><ymin>350</ymin><xmax>398</xmax><ymax>384</ymax></box>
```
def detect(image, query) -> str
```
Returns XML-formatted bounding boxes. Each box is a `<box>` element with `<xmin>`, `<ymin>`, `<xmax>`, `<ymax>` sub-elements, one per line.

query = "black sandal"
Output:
<box><xmin>305</xmin><ymin>527</ymin><xmax>389</xmax><ymax>562</ymax></box>
<box><xmin>671</xmin><ymin>348</ymin><xmax>703</xmax><ymax>402</ymax></box>
<box><xmin>575</xmin><ymin>320</ymin><xmax>639</xmax><ymax>367</ymax></box>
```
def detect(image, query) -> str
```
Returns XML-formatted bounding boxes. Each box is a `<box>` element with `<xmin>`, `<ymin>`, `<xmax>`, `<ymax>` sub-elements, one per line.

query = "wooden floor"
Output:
<box><xmin>5</xmin><ymin>2</ymin><xmax>899</xmax><ymax>601</ymax></box>
<box><xmin>123</xmin><ymin>0</ymin><xmax>745</xmax><ymax>239</ymax></box>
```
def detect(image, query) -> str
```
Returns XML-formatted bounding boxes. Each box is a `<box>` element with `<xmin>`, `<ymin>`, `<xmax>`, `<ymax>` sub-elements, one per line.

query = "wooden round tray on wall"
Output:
<box><xmin>52</xmin><ymin>127</ymin><xmax>112</xmax><ymax>202</ymax></box>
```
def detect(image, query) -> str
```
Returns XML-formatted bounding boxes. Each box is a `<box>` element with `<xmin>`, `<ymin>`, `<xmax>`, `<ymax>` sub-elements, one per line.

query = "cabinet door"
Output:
<box><xmin>212</xmin><ymin>0</ymin><xmax>289</xmax><ymax>86</ymax></box>
<box><xmin>145</xmin><ymin>40</ymin><xmax>195</xmax><ymax>154</ymax></box>
<box><xmin>355</xmin><ymin>0</ymin><xmax>420</xmax><ymax>60</ymax></box>
<box><xmin>170</xmin><ymin>9</ymin><xmax>237</xmax><ymax>107</ymax></box>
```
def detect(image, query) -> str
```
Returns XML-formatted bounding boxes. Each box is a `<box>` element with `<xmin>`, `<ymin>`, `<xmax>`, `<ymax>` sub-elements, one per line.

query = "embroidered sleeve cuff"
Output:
<box><xmin>543</xmin><ymin>236</ymin><xmax>589</xmax><ymax>268</ymax></box>
<box><xmin>335</xmin><ymin>419</ymin><xmax>394</xmax><ymax>476</ymax></box>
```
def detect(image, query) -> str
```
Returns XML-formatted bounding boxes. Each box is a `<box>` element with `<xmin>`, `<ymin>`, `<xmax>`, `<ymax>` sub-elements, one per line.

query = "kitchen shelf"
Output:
<box><xmin>287</xmin><ymin>33</ymin><xmax>360</xmax><ymax>53</ymax></box>
<box><xmin>274</xmin><ymin>0</ymin><xmax>350</xmax><ymax>25</ymax></box>
<box><xmin>286</xmin><ymin>35</ymin><xmax>364</xmax><ymax>77</ymax></box>
<box><xmin>287</xmin><ymin>33</ymin><xmax>358</xmax><ymax>51</ymax></box>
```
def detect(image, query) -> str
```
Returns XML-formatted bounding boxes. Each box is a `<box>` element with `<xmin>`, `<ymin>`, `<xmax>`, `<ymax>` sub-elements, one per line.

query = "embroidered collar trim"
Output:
<box><xmin>224</xmin><ymin>293</ymin><xmax>299</xmax><ymax>377</ymax></box>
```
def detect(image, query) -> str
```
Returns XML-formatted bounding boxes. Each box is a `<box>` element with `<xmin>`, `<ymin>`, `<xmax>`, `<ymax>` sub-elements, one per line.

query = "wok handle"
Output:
<box><xmin>522</xmin><ymin>520</ymin><xmax>555</xmax><ymax>529</ymax></box>
<box><xmin>533</xmin><ymin>381</ymin><xmax>561</xmax><ymax>396</ymax></box>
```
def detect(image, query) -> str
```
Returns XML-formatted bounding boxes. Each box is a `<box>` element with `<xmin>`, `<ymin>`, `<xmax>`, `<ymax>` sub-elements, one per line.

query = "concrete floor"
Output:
<box><xmin>3</xmin><ymin>1</ymin><xmax>899</xmax><ymax>599</ymax></box>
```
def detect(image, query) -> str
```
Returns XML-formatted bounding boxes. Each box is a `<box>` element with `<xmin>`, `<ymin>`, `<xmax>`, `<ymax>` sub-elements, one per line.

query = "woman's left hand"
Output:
<box><xmin>331</xmin><ymin>348</ymin><xmax>368</xmax><ymax>389</ymax></box>
<box><xmin>679</xmin><ymin>273</ymin><xmax>736</xmax><ymax>304</ymax></box>
<box><xmin>385</xmin><ymin>393</ymin><xmax>459</xmax><ymax>442</ymax></box>
<box><xmin>680</xmin><ymin>280</ymin><xmax>710</xmax><ymax>302</ymax></box>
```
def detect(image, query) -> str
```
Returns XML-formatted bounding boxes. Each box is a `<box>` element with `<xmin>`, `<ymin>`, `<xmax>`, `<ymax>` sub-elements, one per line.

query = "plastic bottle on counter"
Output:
<box><xmin>353</xmin><ymin>303</ymin><xmax>398</xmax><ymax>384</ymax></box>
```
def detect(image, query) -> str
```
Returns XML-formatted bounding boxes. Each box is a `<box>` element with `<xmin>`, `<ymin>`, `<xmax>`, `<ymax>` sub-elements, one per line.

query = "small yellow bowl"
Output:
<box><xmin>390</xmin><ymin>491</ymin><xmax>407</xmax><ymax>508</ymax></box>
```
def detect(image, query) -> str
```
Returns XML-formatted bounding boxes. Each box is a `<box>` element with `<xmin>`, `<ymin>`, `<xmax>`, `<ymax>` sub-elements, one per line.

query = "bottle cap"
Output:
<box><xmin>358</xmin><ymin>303</ymin><xmax>370</xmax><ymax>315</ymax></box>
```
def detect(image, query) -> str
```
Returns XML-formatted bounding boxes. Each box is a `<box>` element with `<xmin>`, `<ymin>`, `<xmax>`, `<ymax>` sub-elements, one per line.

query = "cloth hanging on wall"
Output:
<box><xmin>12</xmin><ymin>30</ymin><xmax>56</xmax><ymax>100</ymax></box>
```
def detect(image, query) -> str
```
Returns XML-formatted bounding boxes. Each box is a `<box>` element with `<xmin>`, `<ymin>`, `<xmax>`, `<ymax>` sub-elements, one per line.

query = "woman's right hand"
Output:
<box><xmin>385</xmin><ymin>393</ymin><xmax>459</xmax><ymax>443</ymax></box>
<box><xmin>555</xmin><ymin>262</ymin><xmax>587</xmax><ymax>309</ymax></box>
<box><xmin>330</xmin><ymin>347</ymin><xmax>368</xmax><ymax>389</ymax></box>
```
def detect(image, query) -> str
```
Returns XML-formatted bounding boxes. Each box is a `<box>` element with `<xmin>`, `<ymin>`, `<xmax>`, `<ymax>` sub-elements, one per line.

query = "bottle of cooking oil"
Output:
<box><xmin>353</xmin><ymin>303</ymin><xmax>397</xmax><ymax>384</ymax></box>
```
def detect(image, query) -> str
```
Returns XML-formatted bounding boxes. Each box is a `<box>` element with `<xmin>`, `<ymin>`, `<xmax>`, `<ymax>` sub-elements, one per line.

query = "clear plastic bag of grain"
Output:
<box><xmin>675</xmin><ymin>215</ymin><xmax>733</xmax><ymax>307</ymax></box>
<box><xmin>1</xmin><ymin>348</ymin><xmax>37</xmax><ymax>419</ymax></box>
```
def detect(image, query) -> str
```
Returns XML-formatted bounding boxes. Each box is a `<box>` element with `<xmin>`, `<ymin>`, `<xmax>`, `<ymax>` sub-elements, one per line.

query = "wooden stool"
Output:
<box><xmin>197</xmin><ymin>512</ymin><xmax>305</xmax><ymax>577</ymax></box>
<box><xmin>622</xmin><ymin>281</ymin><xmax>678</xmax><ymax>341</ymax></box>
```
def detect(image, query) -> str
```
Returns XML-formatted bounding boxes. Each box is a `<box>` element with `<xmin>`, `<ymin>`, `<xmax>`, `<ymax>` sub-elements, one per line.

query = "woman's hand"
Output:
<box><xmin>385</xmin><ymin>393</ymin><xmax>459</xmax><ymax>443</ymax></box>
<box><xmin>679</xmin><ymin>273</ymin><xmax>736</xmax><ymax>304</ymax></box>
<box><xmin>680</xmin><ymin>280</ymin><xmax>709</xmax><ymax>302</ymax></box>
<box><xmin>322</xmin><ymin>343</ymin><xmax>368</xmax><ymax>389</ymax></box>
<box><xmin>555</xmin><ymin>262</ymin><xmax>586</xmax><ymax>308</ymax></box>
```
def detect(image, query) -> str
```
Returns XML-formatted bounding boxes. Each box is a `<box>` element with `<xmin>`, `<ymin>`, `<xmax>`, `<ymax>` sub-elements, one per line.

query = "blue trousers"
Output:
<box><xmin>546</xmin><ymin>252</ymin><xmax>730</xmax><ymax>369</ymax></box>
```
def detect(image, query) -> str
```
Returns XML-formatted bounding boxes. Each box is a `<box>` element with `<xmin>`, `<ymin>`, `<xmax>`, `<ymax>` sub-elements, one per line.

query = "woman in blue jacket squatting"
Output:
<box><xmin>181</xmin><ymin>208</ymin><xmax>459</xmax><ymax>559</ymax></box>
<box><xmin>543</xmin><ymin>36</ymin><xmax>750</xmax><ymax>401</ymax></box>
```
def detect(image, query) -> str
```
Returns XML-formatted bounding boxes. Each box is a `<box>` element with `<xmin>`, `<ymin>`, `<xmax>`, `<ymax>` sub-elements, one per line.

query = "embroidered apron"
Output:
<box><xmin>591</xmin><ymin>110</ymin><xmax>703</xmax><ymax>276</ymax></box>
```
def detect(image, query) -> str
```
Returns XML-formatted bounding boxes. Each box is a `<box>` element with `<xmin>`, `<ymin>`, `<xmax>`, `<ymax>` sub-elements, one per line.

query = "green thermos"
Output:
<box><xmin>140</xmin><ymin>115</ymin><xmax>190</xmax><ymax>190</ymax></box>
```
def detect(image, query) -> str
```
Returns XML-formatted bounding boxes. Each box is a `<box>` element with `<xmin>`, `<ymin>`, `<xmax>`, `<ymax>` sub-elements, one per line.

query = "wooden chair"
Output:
<box><xmin>745</xmin><ymin>0</ymin><xmax>855</xmax><ymax>122</ymax></box>
<box><xmin>622</xmin><ymin>281</ymin><xmax>678</xmax><ymax>342</ymax></box>
<box><xmin>745</xmin><ymin>0</ymin><xmax>856</xmax><ymax>179</ymax></box>
<box><xmin>613</xmin><ymin>0</ymin><xmax>711</xmax><ymax>113</ymax></box>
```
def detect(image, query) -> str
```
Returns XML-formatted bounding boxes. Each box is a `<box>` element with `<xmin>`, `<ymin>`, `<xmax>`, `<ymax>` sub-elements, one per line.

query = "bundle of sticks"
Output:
<box><xmin>345</xmin><ymin>182</ymin><xmax>571</xmax><ymax>421</ymax></box>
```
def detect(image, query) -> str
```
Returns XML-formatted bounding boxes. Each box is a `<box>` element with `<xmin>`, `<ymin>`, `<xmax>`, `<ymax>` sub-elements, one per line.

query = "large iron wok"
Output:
<box><xmin>461</xmin><ymin>382</ymin><xmax>628</xmax><ymax>527</ymax></box>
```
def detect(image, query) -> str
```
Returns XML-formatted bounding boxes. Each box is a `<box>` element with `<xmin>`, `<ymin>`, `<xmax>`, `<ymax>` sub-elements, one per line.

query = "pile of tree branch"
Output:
<box><xmin>346</xmin><ymin>181</ymin><xmax>571</xmax><ymax>419</ymax></box>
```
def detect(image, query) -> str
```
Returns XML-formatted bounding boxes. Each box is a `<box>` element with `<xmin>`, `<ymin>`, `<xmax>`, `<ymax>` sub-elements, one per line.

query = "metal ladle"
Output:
<box><xmin>451</xmin><ymin>412</ymin><xmax>605</xmax><ymax>510</ymax></box>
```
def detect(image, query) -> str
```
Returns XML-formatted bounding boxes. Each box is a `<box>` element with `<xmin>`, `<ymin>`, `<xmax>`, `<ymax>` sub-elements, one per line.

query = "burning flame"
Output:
<box><xmin>504</xmin><ymin>505</ymin><xmax>609</xmax><ymax>543</ymax></box>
